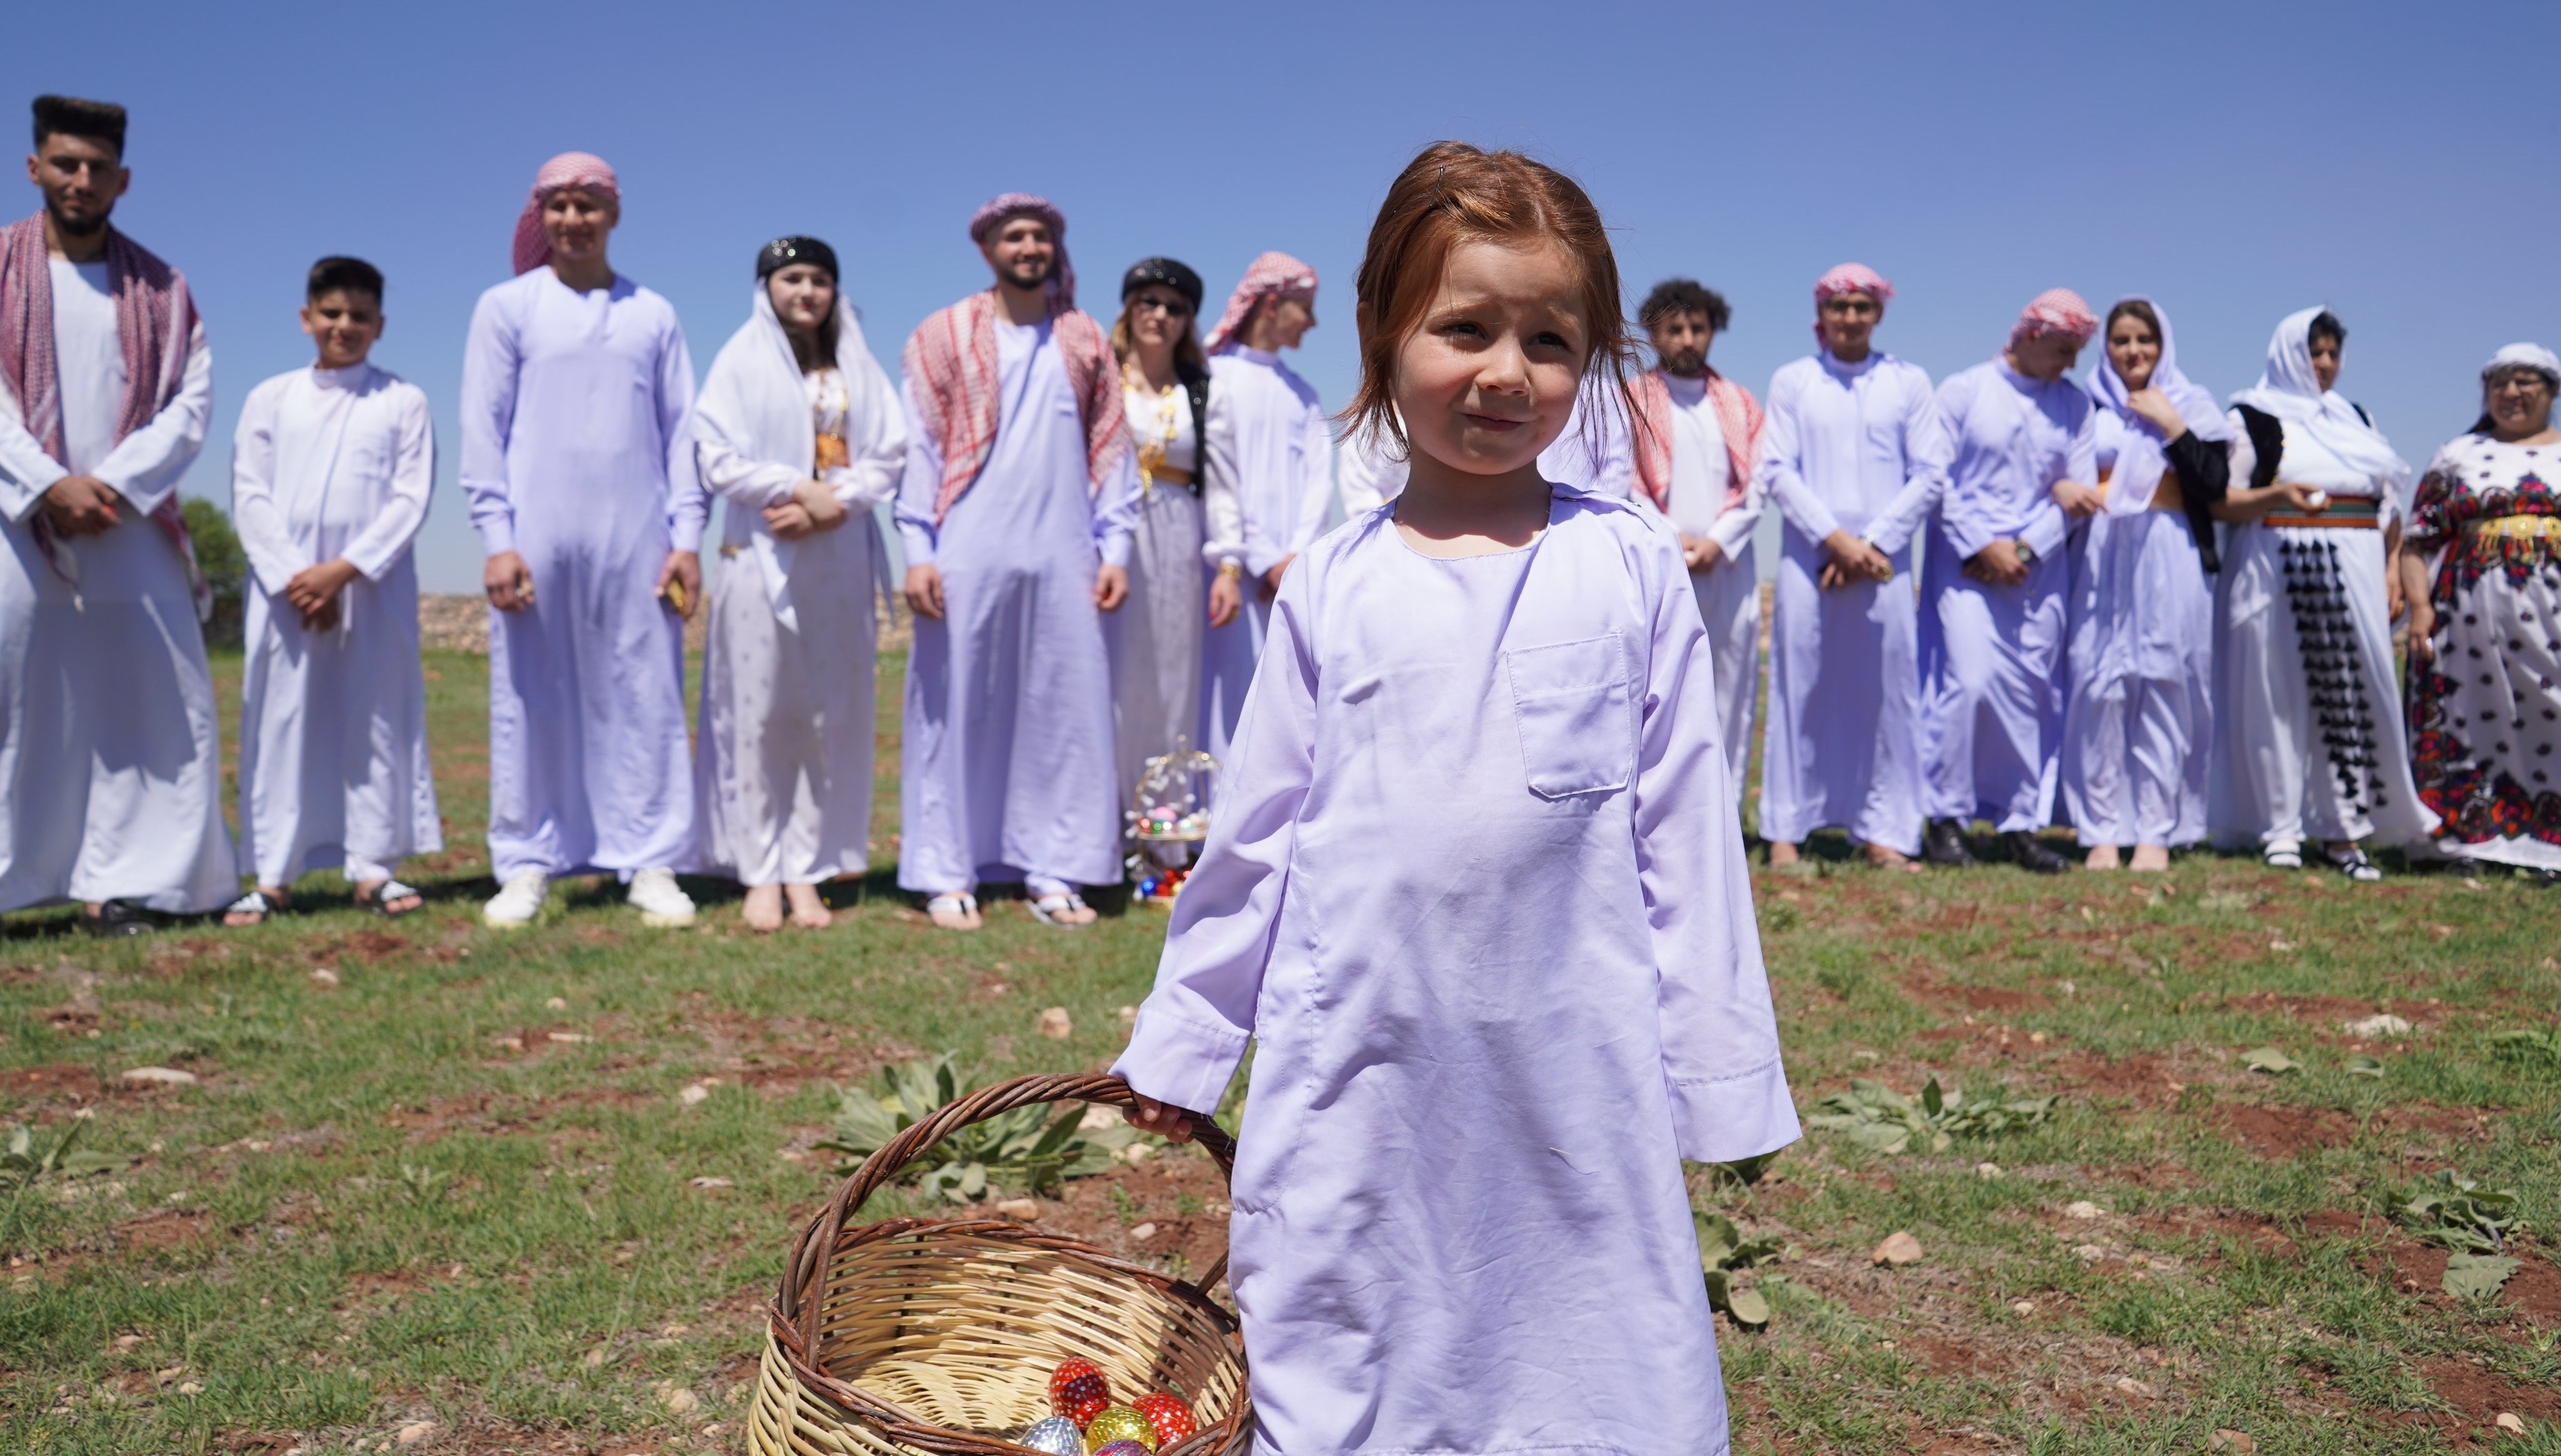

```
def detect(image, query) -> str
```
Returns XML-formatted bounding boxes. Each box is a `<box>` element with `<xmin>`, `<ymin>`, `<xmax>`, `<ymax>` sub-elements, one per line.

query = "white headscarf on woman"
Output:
<box><xmin>2228</xmin><ymin>306</ymin><xmax>2410</xmax><ymax>506</ymax></box>
<box><xmin>2086</xmin><ymin>296</ymin><xmax>2231</xmax><ymax>519</ymax></box>
<box><xmin>2480</xmin><ymin>343</ymin><xmax>2561</xmax><ymax>426</ymax></box>
<box><xmin>692</xmin><ymin>284</ymin><xmax>903</xmax><ymax>631</ymax></box>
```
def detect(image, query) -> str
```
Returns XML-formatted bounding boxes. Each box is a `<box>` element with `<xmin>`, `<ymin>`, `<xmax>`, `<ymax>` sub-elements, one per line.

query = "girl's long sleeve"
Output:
<box><xmin>1631</xmin><ymin>541</ymin><xmax>1800</xmax><ymax>1164</ymax></box>
<box><xmin>1112</xmin><ymin>561</ymin><xmax>1321</xmax><ymax>1115</ymax></box>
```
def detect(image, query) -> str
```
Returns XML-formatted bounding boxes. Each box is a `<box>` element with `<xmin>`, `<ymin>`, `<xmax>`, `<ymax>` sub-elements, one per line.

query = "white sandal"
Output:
<box><xmin>1028</xmin><ymin>891</ymin><xmax>1094</xmax><ymax>928</ymax></box>
<box><xmin>924</xmin><ymin>892</ymin><xmax>980</xmax><ymax>930</ymax></box>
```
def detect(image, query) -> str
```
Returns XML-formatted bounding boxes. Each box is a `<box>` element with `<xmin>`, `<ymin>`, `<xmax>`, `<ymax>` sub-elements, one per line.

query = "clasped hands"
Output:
<box><xmin>40</xmin><ymin>474</ymin><xmax>125</xmax><ymax>537</ymax></box>
<box><xmin>1816</xmin><ymin>528</ymin><xmax>1892</xmax><ymax>590</ymax></box>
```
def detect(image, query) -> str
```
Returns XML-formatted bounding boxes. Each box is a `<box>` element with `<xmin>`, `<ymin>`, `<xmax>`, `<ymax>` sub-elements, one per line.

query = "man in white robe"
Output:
<box><xmin>1197</xmin><ymin>253</ymin><xmax>1331</xmax><ymax>763</ymax></box>
<box><xmin>895</xmin><ymin>194</ymin><xmax>1136</xmax><ymax>930</ymax></box>
<box><xmin>1622</xmin><ymin>279</ymin><xmax>1766</xmax><ymax>803</ymax></box>
<box><xmin>460</xmin><ymin>152</ymin><xmax>704</xmax><ymax>928</ymax></box>
<box><xmin>1919</xmin><ymin>289</ymin><xmax>2101</xmax><ymax>873</ymax></box>
<box><xmin>1756</xmin><ymin>264</ymin><xmax>1950</xmax><ymax>868</ymax></box>
<box><xmin>226</xmin><ymin>256</ymin><xmax>439</xmax><ymax>923</ymax></box>
<box><xmin>0</xmin><ymin>95</ymin><xmax>233</xmax><ymax>932</ymax></box>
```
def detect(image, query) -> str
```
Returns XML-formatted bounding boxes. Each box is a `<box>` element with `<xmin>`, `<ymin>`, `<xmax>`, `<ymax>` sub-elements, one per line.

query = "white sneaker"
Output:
<box><xmin>483</xmin><ymin>870</ymin><xmax>549</xmax><ymax>928</ymax></box>
<box><xmin>628</xmin><ymin>867</ymin><xmax>696</xmax><ymax>928</ymax></box>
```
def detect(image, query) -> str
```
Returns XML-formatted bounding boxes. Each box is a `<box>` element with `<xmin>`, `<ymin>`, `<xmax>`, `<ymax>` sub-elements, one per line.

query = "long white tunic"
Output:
<box><xmin>1754</xmin><ymin>351</ymin><xmax>1949</xmax><ymax>853</ymax></box>
<box><xmin>1110</xmin><ymin>376</ymin><xmax>1222</xmax><ymax>831</ymax></box>
<box><xmin>229</xmin><ymin>363</ymin><xmax>441</xmax><ymax>886</ymax></box>
<box><xmin>460</xmin><ymin>269</ymin><xmax>703</xmax><ymax>880</ymax></box>
<box><xmin>894</xmin><ymin>317</ymin><xmax>1139</xmax><ymax>891</ymax></box>
<box><xmin>1920</xmin><ymin>359</ymin><xmax>2095</xmax><ymax>831</ymax></box>
<box><xmin>1658</xmin><ymin>373</ymin><xmax>1764</xmax><ymax>798</ymax></box>
<box><xmin>0</xmin><ymin>258</ymin><xmax>233</xmax><ymax>912</ymax></box>
<box><xmin>1115</xmin><ymin>488</ymin><xmax>1794</xmax><ymax>1456</ymax></box>
<box><xmin>693</xmin><ymin>291</ymin><xmax>905</xmax><ymax>886</ymax></box>
<box><xmin>2059</xmin><ymin>411</ymin><xmax>2214</xmax><ymax>847</ymax></box>
<box><xmin>2208</xmin><ymin>412</ymin><xmax>2434</xmax><ymax>847</ymax></box>
<box><xmin>1198</xmin><ymin>348</ymin><xmax>1330</xmax><ymax>764</ymax></box>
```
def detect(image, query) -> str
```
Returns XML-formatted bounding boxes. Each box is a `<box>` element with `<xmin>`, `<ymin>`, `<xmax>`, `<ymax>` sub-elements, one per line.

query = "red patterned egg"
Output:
<box><xmin>1083</xmin><ymin>1406</ymin><xmax>1157</xmax><ymax>1451</ymax></box>
<box><xmin>1049</xmin><ymin>1359</ymin><xmax>1112</xmax><ymax>1427</ymax></box>
<box><xmin>1132</xmin><ymin>1392</ymin><xmax>1198</xmax><ymax>1447</ymax></box>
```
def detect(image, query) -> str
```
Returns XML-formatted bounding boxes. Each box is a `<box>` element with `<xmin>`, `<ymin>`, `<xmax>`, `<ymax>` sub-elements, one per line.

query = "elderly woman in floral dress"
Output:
<box><xmin>2402</xmin><ymin>344</ymin><xmax>2561</xmax><ymax>883</ymax></box>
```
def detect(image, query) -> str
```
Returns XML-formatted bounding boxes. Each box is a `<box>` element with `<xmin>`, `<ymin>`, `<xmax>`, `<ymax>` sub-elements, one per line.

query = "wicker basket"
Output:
<box><xmin>751</xmin><ymin>1072</ymin><xmax>1251</xmax><ymax>1456</ymax></box>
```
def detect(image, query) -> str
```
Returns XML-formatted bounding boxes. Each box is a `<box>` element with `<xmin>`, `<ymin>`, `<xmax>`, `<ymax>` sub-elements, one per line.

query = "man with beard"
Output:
<box><xmin>1621</xmin><ymin>279</ymin><xmax>1765</xmax><ymax>803</ymax></box>
<box><xmin>895</xmin><ymin>194</ymin><xmax>1136</xmax><ymax>930</ymax></box>
<box><xmin>0</xmin><ymin>96</ymin><xmax>235</xmax><ymax>931</ymax></box>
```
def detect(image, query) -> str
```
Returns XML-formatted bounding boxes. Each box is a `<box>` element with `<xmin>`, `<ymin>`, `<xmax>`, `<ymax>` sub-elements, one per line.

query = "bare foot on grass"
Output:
<box><xmin>742</xmin><ymin>885</ymin><xmax>784</xmax><ymax>932</ymax></box>
<box><xmin>1863</xmin><ymin>842</ymin><xmax>1922</xmax><ymax>873</ymax></box>
<box><xmin>2085</xmin><ymin>845</ymin><xmax>2121</xmax><ymax>871</ymax></box>
<box><xmin>2130</xmin><ymin>845</ymin><xmax>2171</xmax><ymax>873</ymax></box>
<box><xmin>785</xmin><ymin>883</ymin><xmax>832</xmax><ymax>929</ymax></box>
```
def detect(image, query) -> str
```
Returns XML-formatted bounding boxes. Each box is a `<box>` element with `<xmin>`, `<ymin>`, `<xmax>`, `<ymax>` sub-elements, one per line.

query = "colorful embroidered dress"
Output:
<box><xmin>2406</xmin><ymin>433</ymin><xmax>2561</xmax><ymax>868</ymax></box>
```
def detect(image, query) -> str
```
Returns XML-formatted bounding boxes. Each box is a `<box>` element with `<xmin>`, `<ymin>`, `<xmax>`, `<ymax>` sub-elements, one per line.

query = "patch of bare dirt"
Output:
<box><xmin>3</xmin><ymin>1060</ymin><xmax>101</xmax><ymax>1107</ymax></box>
<box><xmin>2302</xmin><ymin>1209</ymin><xmax>2390</xmax><ymax>1239</ymax></box>
<box><xmin>2370</xmin><ymin>1104</ymin><xmax>2495</xmax><ymax>1145</ymax></box>
<box><xmin>2413</xmin><ymin>1355</ymin><xmax>2561</xmax><ymax>1433</ymax></box>
<box><xmin>302</xmin><ymin>929</ymin><xmax>411</xmax><ymax>965</ymax></box>
<box><xmin>2503</xmin><ymin>1255</ymin><xmax>2561</xmax><ymax>1321</ymax></box>
<box><xmin>2135</xmin><ymin>1208</ymin><xmax>2296</xmax><ymax>1258</ymax></box>
<box><xmin>114</xmin><ymin>1209</ymin><xmax>209</xmax><ymax>1252</ymax></box>
<box><xmin>2054</xmin><ymin>1052</ymin><xmax>2180</xmax><ymax>1108</ymax></box>
<box><xmin>2221</xmin><ymin>1103</ymin><xmax>2355</xmax><ymax>1155</ymax></box>
<box><xmin>1902</xmin><ymin>972</ymin><xmax>2050</xmax><ymax>1014</ymax></box>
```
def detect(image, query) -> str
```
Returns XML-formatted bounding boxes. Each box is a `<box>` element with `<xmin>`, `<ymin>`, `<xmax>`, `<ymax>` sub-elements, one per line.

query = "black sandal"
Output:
<box><xmin>221</xmin><ymin>890</ymin><xmax>292</xmax><ymax>927</ymax></box>
<box><xmin>356</xmin><ymin>880</ymin><xmax>423</xmax><ymax>918</ymax></box>
<box><xmin>83</xmin><ymin>900</ymin><xmax>159</xmax><ymax>938</ymax></box>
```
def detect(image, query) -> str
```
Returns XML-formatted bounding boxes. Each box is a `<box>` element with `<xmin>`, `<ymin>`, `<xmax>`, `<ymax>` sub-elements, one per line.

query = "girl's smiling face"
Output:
<box><xmin>1391</xmin><ymin>238</ymin><xmax>1590</xmax><ymax>478</ymax></box>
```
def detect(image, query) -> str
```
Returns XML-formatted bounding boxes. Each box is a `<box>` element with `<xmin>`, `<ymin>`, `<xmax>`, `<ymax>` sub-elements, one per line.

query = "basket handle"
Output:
<box><xmin>781</xmin><ymin>1072</ymin><xmax>1238</xmax><ymax>1357</ymax></box>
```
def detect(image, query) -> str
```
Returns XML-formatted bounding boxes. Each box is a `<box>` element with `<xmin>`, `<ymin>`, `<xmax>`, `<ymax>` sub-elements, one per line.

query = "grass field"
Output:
<box><xmin>3</xmin><ymin>647</ymin><xmax>2558</xmax><ymax>1455</ymax></box>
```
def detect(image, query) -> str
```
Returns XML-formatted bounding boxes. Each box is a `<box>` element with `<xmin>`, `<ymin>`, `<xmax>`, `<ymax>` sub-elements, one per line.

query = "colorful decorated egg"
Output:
<box><xmin>1049</xmin><ymin>1359</ymin><xmax>1112</xmax><ymax>1427</ymax></box>
<box><xmin>1018</xmin><ymin>1415</ymin><xmax>1087</xmax><ymax>1455</ymax></box>
<box><xmin>1132</xmin><ymin>1392</ymin><xmax>1197</xmax><ymax>1447</ymax></box>
<box><xmin>1083</xmin><ymin>1405</ymin><xmax>1157</xmax><ymax>1451</ymax></box>
<box><xmin>1092</xmin><ymin>1443</ymin><xmax>1151</xmax><ymax>1456</ymax></box>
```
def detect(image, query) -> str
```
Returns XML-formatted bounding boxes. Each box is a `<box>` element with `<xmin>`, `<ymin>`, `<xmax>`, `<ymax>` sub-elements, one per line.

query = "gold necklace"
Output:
<box><xmin>1124</xmin><ymin>364</ymin><xmax>1180</xmax><ymax>496</ymax></box>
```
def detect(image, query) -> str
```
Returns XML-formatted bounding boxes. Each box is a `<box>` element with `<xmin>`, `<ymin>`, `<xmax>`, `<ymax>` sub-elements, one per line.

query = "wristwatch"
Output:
<box><xmin>2015</xmin><ymin>540</ymin><xmax>2040</xmax><ymax>568</ymax></box>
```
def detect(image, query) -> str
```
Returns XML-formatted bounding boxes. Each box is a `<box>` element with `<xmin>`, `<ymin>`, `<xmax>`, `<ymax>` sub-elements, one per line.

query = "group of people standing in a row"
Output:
<box><xmin>4</xmin><ymin>97</ymin><xmax>2555</xmax><ymax>939</ymax></box>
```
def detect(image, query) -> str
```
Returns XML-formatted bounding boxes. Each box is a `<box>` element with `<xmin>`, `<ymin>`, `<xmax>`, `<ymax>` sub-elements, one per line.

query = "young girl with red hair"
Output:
<box><xmin>1117</xmin><ymin>141</ymin><xmax>1795</xmax><ymax>1455</ymax></box>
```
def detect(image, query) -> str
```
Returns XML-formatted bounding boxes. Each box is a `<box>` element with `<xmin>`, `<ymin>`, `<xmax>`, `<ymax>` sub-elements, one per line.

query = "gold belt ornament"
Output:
<box><xmin>2467</xmin><ymin>513</ymin><xmax>2561</xmax><ymax>542</ymax></box>
<box><xmin>814</xmin><ymin>432</ymin><xmax>849</xmax><ymax>471</ymax></box>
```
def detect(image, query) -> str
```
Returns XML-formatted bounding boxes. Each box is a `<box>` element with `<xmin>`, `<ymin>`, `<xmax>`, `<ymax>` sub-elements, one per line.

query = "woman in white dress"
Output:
<box><xmin>1107</xmin><ymin>258</ymin><xmax>1240</xmax><ymax>848</ymax></box>
<box><xmin>2063</xmin><ymin>298</ymin><xmax>2231</xmax><ymax>870</ymax></box>
<box><xmin>2206</xmin><ymin>307</ymin><xmax>2436</xmax><ymax>878</ymax></box>
<box><xmin>2402</xmin><ymin>344</ymin><xmax>2561</xmax><ymax>883</ymax></box>
<box><xmin>690</xmin><ymin>237</ymin><xmax>905</xmax><ymax>929</ymax></box>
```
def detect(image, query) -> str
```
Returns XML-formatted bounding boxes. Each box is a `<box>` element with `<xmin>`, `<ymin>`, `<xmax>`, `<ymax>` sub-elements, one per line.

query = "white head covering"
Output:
<box><xmin>2085</xmin><ymin>296</ymin><xmax>2230</xmax><ymax>518</ymax></box>
<box><xmin>2478</xmin><ymin>343</ymin><xmax>2561</xmax><ymax>433</ymax></box>
<box><xmin>2228</xmin><ymin>305</ymin><xmax>2410</xmax><ymax>501</ymax></box>
<box><xmin>692</xmin><ymin>283</ymin><xmax>902</xmax><ymax>631</ymax></box>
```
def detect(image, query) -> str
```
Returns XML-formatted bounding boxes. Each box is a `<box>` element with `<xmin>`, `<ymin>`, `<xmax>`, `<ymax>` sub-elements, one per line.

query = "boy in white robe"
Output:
<box><xmin>224</xmin><ymin>256</ymin><xmax>439</xmax><ymax>923</ymax></box>
<box><xmin>0</xmin><ymin>95</ymin><xmax>234</xmax><ymax>933</ymax></box>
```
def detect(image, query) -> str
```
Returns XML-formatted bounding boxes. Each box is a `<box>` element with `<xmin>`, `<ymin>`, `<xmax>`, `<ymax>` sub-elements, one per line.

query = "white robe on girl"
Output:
<box><xmin>229</xmin><ymin>363</ymin><xmax>441</xmax><ymax>887</ymax></box>
<box><xmin>2208</xmin><ymin>309</ymin><xmax>2435</xmax><ymax>849</ymax></box>
<box><xmin>690</xmin><ymin>288</ymin><xmax>903</xmax><ymax>886</ymax></box>
<box><xmin>1755</xmin><ymin>350</ymin><xmax>1951</xmax><ymax>853</ymax></box>
<box><xmin>1116</xmin><ymin>486</ymin><xmax>1796</xmax><ymax>1456</ymax></box>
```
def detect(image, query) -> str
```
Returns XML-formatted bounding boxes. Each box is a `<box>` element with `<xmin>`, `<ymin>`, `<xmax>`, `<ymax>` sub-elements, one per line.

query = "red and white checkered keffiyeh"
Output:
<box><xmin>902</xmin><ymin>290</ymin><xmax>1129</xmax><ymax>525</ymax></box>
<box><xmin>511</xmin><ymin>151</ymin><xmax>620</xmax><ymax>276</ymax></box>
<box><xmin>1628</xmin><ymin>366</ymin><xmax>1763</xmax><ymax>518</ymax></box>
<box><xmin>2010</xmin><ymin>287</ymin><xmax>2098</xmax><ymax>348</ymax></box>
<box><xmin>0</xmin><ymin>211</ymin><xmax>208</xmax><ymax>615</ymax></box>
<box><xmin>968</xmin><ymin>193</ymin><xmax>1077</xmax><ymax>314</ymax></box>
<box><xmin>1204</xmin><ymin>251</ymin><xmax>1317</xmax><ymax>355</ymax></box>
<box><xmin>1812</xmin><ymin>262</ymin><xmax>1893</xmax><ymax>345</ymax></box>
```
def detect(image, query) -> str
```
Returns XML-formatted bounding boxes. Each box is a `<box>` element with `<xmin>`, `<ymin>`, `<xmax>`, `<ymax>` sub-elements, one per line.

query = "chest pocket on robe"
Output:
<box><xmin>1503</xmin><ymin>635</ymin><xmax>1633</xmax><ymax>798</ymax></box>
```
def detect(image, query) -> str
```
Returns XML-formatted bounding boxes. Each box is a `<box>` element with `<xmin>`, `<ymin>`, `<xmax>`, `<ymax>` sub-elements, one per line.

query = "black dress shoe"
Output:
<box><xmin>1923</xmin><ymin>818</ymin><xmax>1976</xmax><ymax>867</ymax></box>
<box><xmin>79</xmin><ymin>900</ymin><xmax>158</xmax><ymax>938</ymax></box>
<box><xmin>2003</xmin><ymin>830</ymin><xmax>2069</xmax><ymax>875</ymax></box>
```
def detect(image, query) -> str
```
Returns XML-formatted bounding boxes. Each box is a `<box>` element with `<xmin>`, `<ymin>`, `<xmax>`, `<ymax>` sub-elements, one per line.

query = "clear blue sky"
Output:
<box><xmin>9</xmin><ymin>0</ymin><xmax>2556</xmax><ymax>592</ymax></box>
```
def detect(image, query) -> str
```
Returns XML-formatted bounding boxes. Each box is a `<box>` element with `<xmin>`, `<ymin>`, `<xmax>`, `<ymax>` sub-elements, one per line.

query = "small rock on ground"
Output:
<box><xmin>1871</xmin><ymin>1231</ymin><xmax>1924</xmax><ymax>1266</ymax></box>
